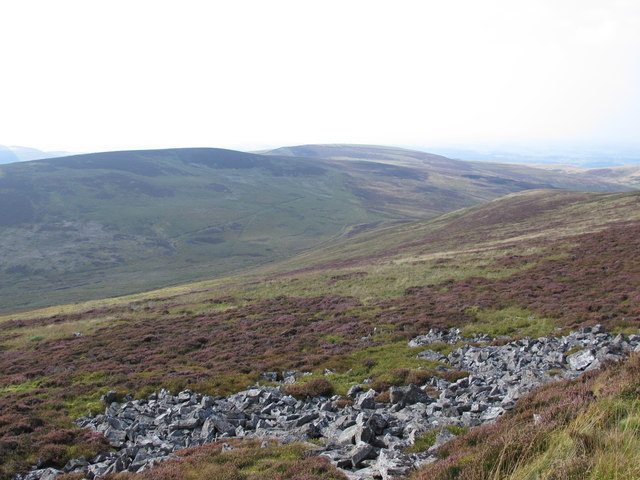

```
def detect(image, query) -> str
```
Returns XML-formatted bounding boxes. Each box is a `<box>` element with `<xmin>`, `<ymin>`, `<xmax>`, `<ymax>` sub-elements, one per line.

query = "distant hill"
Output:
<box><xmin>262</xmin><ymin>144</ymin><xmax>452</xmax><ymax>166</ymax></box>
<box><xmin>0</xmin><ymin>144</ymin><xmax>77</xmax><ymax>164</ymax></box>
<box><xmin>420</xmin><ymin>145</ymin><xmax>640</xmax><ymax>168</ymax></box>
<box><xmin>0</xmin><ymin>146</ymin><xmax>632</xmax><ymax>312</ymax></box>
<box><xmin>263</xmin><ymin>143</ymin><xmax>635</xmax><ymax>190</ymax></box>
<box><xmin>525</xmin><ymin>163</ymin><xmax>640</xmax><ymax>189</ymax></box>
<box><xmin>0</xmin><ymin>145</ymin><xmax>20</xmax><ymax>164</ymax></box>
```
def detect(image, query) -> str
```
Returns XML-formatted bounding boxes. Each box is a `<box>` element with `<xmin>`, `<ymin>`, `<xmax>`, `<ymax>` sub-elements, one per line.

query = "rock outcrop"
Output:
<box><xmin>17</xmin><ymin>325</ymin><xmax>640</xmax><ymax>480</ymax></box>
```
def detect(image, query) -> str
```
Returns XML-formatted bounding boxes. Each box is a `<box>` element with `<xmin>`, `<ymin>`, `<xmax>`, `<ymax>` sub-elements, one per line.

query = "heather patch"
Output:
<box><xmin>133</xmin><ymin>440</ymin><xmax>348</xmax><ymax>480</ymax></box>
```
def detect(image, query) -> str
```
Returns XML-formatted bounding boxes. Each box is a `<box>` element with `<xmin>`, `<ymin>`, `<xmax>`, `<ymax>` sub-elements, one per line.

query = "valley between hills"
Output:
<box><xmin>0</xmin><ymin>146</ymin><xmax>639</xmax><ymax>480</ymax></box>
<box><xmin>0</xmin><ymin>145</ymin><xmax>632</xmax><ymax>314</ymax></box>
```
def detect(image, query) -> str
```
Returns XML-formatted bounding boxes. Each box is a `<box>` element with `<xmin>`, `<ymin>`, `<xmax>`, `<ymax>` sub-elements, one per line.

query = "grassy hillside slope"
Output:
<box><xmin>1</xmin><ymin>147</ymin><xmax>630</xmax><ymax>313</ymax></box>
<box><xmin>0</xmin><ymin>189</ymin><xmax>639</xmax><ymax>478</ymax></box>
<box><xmin>0</xmin><ymin>148</ymin><xmax>459</xmax><ymax>312</ymax></box>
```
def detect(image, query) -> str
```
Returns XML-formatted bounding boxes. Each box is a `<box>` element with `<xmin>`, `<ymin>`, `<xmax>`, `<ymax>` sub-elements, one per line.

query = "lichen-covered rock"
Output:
<box><xmin>416</xmin><ymin>349</ymin><xmax>447</xmax><ymax>362</ymax></box>
<box><xmin>354</xmin><ymin>389</ymin><xmax>377</xmax><ymax>410</ymax></box>
<box><xmin>389</xmin><ymin>384</ymin><xmax>432</xmax><ymax>407</ymax></box>
<box><xmin>567</xmin><ymin>349</ymin><xmax>597</xmax><ymax>370</ymax></box>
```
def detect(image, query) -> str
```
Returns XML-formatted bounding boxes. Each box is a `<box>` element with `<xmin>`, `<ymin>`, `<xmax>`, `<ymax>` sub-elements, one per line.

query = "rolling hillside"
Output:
<box><xmin>0</xmin><ymin>148</ymin><xmax>420</xmax><ymax>311</ymax></box>
<box><xmin>1</xmin><ymin>189</ymin><xmax>639</xmax><ymax>479</ymax></box>
<box><xmin>0</xmin><ymin>146</ymin><xmax>631</xmax><ymax>313</ymax></box>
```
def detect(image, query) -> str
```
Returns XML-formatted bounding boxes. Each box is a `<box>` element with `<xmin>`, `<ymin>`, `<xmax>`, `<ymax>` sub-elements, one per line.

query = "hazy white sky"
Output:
<box><xmin>1</xmin><ymin>0</ymin><xmax>639</xmax><ymax>153</ymax></box>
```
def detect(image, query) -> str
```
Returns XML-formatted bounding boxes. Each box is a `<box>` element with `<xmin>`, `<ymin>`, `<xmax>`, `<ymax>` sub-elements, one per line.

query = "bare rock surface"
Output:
<box><xmin>17</xmin><ymin>325</ymin><xmax>639</xmax><ymax>480</ymax></box>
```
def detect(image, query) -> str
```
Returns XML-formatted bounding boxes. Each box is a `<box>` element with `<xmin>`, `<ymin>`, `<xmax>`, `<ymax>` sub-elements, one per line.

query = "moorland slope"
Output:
<box><xmin>1</xmin><ymin>189</ymin><xmax>639</xmax><ymax>479</ymax></box>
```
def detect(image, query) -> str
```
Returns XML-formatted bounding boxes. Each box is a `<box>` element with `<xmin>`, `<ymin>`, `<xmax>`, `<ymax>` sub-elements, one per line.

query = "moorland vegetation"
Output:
<box><xmin>1</xmin><ymin>186</ymin><xmax>639</xmax><ymax>479</ymax></box>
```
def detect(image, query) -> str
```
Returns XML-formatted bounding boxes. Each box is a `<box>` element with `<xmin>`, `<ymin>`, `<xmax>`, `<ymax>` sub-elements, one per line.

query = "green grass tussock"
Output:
<box><xmin>404</xmin><ymin>429</ymin><xmax>439</xmax><ymax>454</ymax></box>
<box><xmin>462</xmin><ymin>306</ymin><xmax>556</xmax><ymax>339</ymax></box>
<box><xmin>0</xmin><ymin>378</ymin><xmax>45</xmax><ymax>396</ymax></box>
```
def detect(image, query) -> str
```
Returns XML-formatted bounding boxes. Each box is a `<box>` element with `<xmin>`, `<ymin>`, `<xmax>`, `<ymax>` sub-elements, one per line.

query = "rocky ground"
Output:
<box><xmin>18</xmin><ymin>325</ymin><xmax>640</xmax><ymax>480</ymax></box>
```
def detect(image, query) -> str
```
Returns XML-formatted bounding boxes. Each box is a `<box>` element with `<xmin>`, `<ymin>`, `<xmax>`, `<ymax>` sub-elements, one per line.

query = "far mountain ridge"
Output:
<box><xmin>263</xmin><ymin>143</ymin><xmax>639</xmax><ymax>189</ymax></box>
<box><xmin>524</xmin><ymin>163</ymin><xmax>640</xmax><ymax>189</ymax></box>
